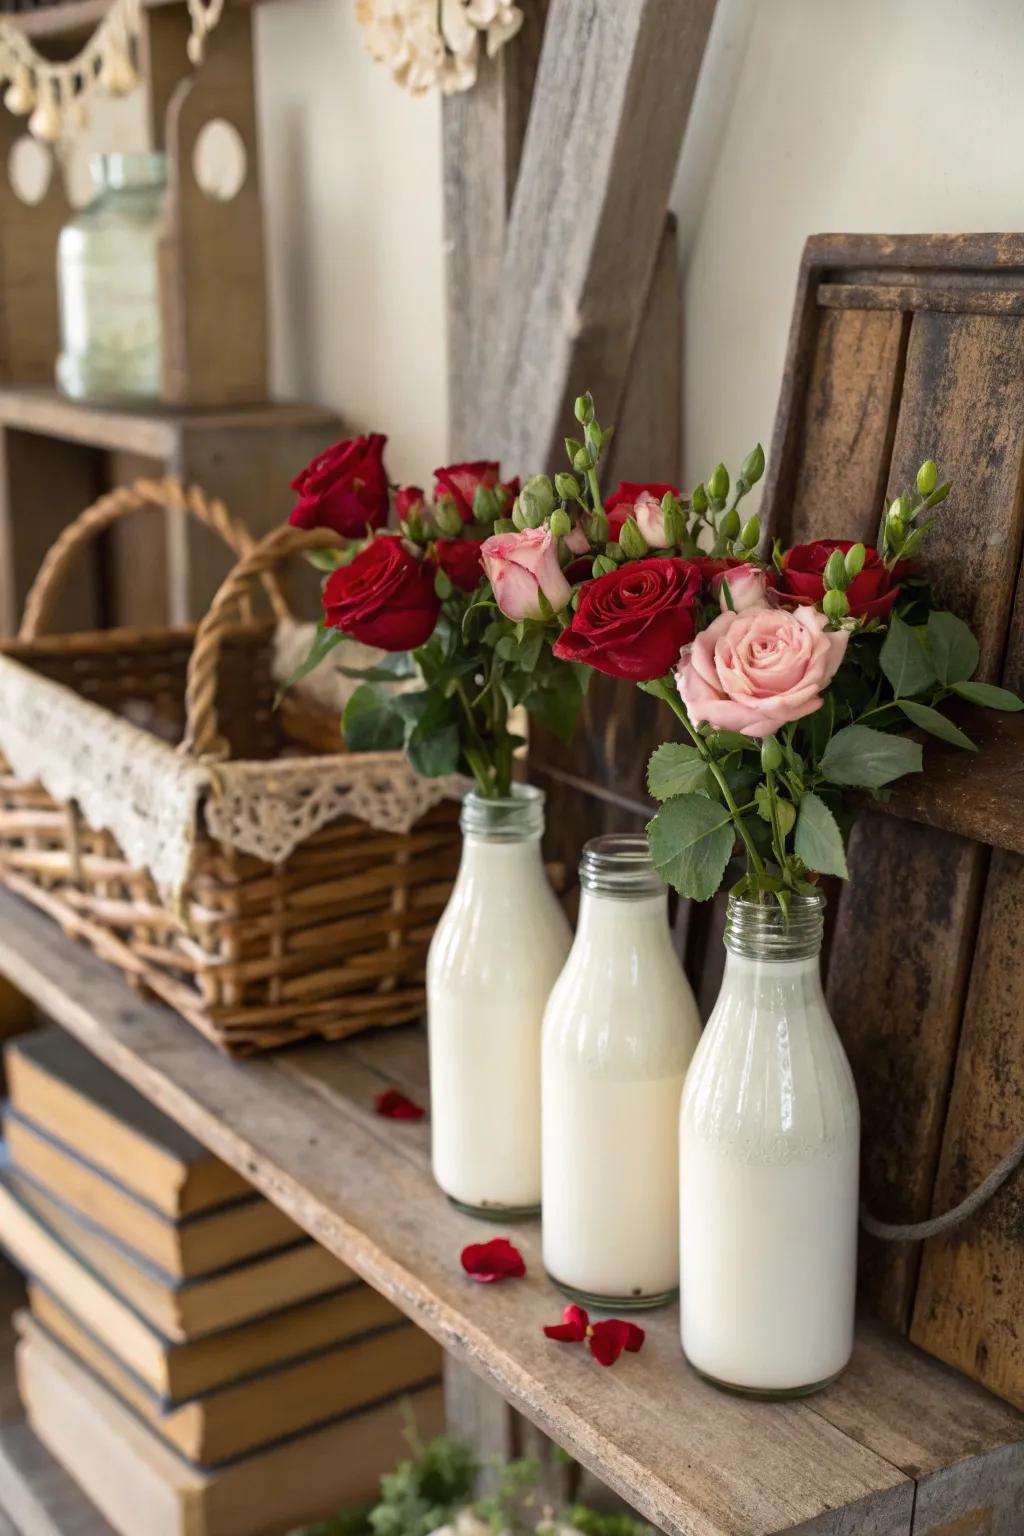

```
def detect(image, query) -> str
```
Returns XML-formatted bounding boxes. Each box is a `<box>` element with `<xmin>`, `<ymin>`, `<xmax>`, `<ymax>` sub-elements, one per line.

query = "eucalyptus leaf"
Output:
<box><xmin>951</xmin><ymin>680</ymin><xmax>1024</xmax><ymax>711</ymax></box>
<box><xmin>927</xmin><ymin>610</ymin><xmax>979</xmax><ymax>685</ymax></box>
<box><xmin>880</xmin><ymin>613</ymin><xmax>936</xmax><ymax>697</ymax></box>
<box><xmin>646</xmin><ymin>743</ymin><xmax>709</xmax><ymax>800</ymax></box>
<box><xmin>341</xmin><ymin>684</ymin><xmax>405</xmax><ymax>752</ymax></box>
<box><xmin>896</xmin><ymin>699</ymin><xmax>977</xmax><ymax>751</ymax></box>
<box><xmin>646</xmin><ymin>796</ymin><xmax>735</xmax><ymax>901</ymax></box>
<box><xmin>794</xmin><ymin>791</ymin><xmax>849</xmax><ymax>878</ymax></box>
<box><xmin>819</xmin><ymin>723</ymin><xmax>922</xmax><ymax>788</ymax></box>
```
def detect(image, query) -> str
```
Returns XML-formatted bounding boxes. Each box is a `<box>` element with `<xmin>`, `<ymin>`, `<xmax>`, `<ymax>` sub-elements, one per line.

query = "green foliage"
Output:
<box><xmin>926</xmin><ymin>610</ymin><xmax>979</xmax><ymax>685</ymax></box>
<box><xmin>896</xmin><ymin>699</ymin><xmax>976</xmax><ymax>751</ymax></box>
<box><xmin>819</xmin><ymin>723</ymin><xmax>923</xmax><ymax>789</ymax></box>
<box><xmin>952</xmin><ymin>679</ymin><xmax>1024</xmax><ymax>710</ymax></box>
<box><xmin>794</xmin><ymin>792</ymin><xmax>848</xmax><ymax>879</ymax></box>
<box><xmin>646</xmin><ymin>743</ymin><xmax>710</xmax><ymax>799</ymax></box>
<box><xmin>879</xmin><ymin>613</ymin><xmax>935</xmax><ymax>697</ymax></box>
<box><xmin>646</xmin><ymin>795</ymin><xmax>735</xmax><ymax>900</ymax></box>
<box><xmin>342</xmin><ymin>684</ymin><xmax>406</xmax><ymax>753</ymax></box>
<box><xmin>275</xmin><ymin>623</ymin><xmax>345</xmax><ymax>703</ymax></box>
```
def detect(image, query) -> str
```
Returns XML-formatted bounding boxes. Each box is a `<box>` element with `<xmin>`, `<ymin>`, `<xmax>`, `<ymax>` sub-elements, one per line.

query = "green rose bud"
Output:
<box><xmin>564</xmin><ymin>436</ymin><xmax>584</xmax><ymax>465</ymax></box>
<box><xmin>775</xmin><ymin>799</ymin><xmax>797</xmax><ymax>838</ymax></box>
<box><xmin>573</xmin><ymin>447</ymin><xmax>593</xmax><ymax>473</ymax></box>
<box><xmin>554</xmin><ymin>471</ymin><xmax>579</xmax><ymax>501</ymax></box>
<box><xmin>592</xmin><ymin>554</ymin><xmax>616</xmax><ymax>577</ymax></box>
<box><xmin>603</xmin><ymin>541</ymin><xmax>626</xmax><ymax>563</ymax></box>
<box><xmin>493</xmin><ymin>517</ymin><xmax>515</xmax><ymax>534</ymax></box>
<box><xmin>740</xmin><ymin>514</ymin><xmax>761</xmax><ymax>550</ymax></box>
<box><xmin>434</xmin><ymin>569</ymin><xmax>453</xmax><ymax>601</ymax></box>
<box><xmin>760</xmin><ymin>736</ymin><xmax>783</xmax><ymax>773</ymax></box>
<box><xmin>549</xmin><ymin>507</ymin><xmax>572</xmax><ymax>539</ymax></box>
<box><xmin>523</xmin><ymin>474</ymin><xmax>555</xmax><ymax>519</ymax></box>
<box><xmin>619</xmin><ymin>516</ymin><xmax>648</xmax><ymax>560</ymax></box>
<box><xmin>823</xmin><ymin>549</ymin><xmax>849</xmax><ymax>590</ymax></box>
<box><xmin>741</xmin><ymin>444</ymin><xmax>766</xmax><ymax>486</ymax></box>
<box><xmin>574</xmin><ymin>392</ymin><xmax>595</xmax><ymax>425</ymax></box>
<box><xmin>823</xmin><ymin>588</ymin><xmax>850</xmax><ymax>621</ymax></box>
<box><xmin>721</xmin><ymin>507</ymin><xmax>741</xmax><ymax>540</ymax></box>
<box><xmin>518</xmin><ymin>487</ymin><xmax>546</xmax><ymax>529</ymax></box>
<box><xmin>434</xmin><ymin>497</ymin><xmax>464</xmax><ymax>537</ymax></box>
<box><xmin>587</xmin><ymin>507</ymin><xmax>609</xmax><ymax>545</ymax></box>
<box><xmin>511</xmin><ymin>501</ymin><xmax>527</xmax><ymax>531</ymax></box>
<box><xmin>916</xmin><ymin>459</ymin><xmax>937</xmax><ymax>496</ymax></box>
<box><xmin>927</xmin><ymin>480</ymin><xmax>952</xmax><ymax>507</ymax></box>
<box><xmin>664</xmin><ymin>501</ymin><xmax>687</xmax><ymax>546</ymax></box>
<box><xmin>472</xmin><ymin>484</ymin><xmax>499</xmax><ymax>524</ymax></box>
<box><xmin>709</xmin><ymin>463</ymin><xmax>730</xmax><ymax>501</ymax></box>
<box><xmin>844</xmin><ymin>542</ymin><xmax>866</xmax><ymax>581</ymax></box>
<box><xmin>691</xmin><ymin>482</ymin><xmax>709</xmax><ymax>514</ymax></box>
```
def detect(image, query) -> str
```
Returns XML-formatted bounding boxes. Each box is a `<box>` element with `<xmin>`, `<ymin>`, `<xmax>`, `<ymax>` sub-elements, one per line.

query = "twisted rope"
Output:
<box><xmin>19</xmin><ymin>478</ymin><xmax>285</xmax><ymax>640</ymax></box>
<box><xmin>182</xmin><ymin>524</ymin><xmax>342</xmax><ymax>761</ymax></box>
<box><xmin>861</xmin><ymin>1134</ymin><xmax>1024</xmax><ymax>1242</ymax></box>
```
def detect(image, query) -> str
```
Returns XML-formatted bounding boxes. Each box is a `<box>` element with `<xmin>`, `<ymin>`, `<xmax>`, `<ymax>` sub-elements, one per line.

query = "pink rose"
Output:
<box><xmin>717</xmin><ymin>563</ymin><xmax>768</xmax><ymax>613</ymax></box>
<box><xmin>481</xmin><ymin>527</ymin><xmax>572</xmax><ymax>621</ymax></box>
<box><xmin>634</xmin><ymin>492</ymin><xmax>670</xmax><ymax>547</ymax></box>
<box><xmin>676</xmin><ymin>605</ymin><xmax>848</xmax><ymax>738</ymax></box>
<box><xmin>564</xmin><ymin>523</ymin><xmax>591</xmax><ymax>555</ymax></box>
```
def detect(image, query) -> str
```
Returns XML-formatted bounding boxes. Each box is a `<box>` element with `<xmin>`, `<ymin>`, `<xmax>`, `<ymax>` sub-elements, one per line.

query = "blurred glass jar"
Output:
<box><xmin>56</xmin><ymin>153</ymin><xmax>167</xmax><ymax>402</ymax></box>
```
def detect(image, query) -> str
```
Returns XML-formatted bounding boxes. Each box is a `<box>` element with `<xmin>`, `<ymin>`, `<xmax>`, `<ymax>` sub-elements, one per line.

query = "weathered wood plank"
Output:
<box><xmin>818</xmin><ymin>283</ymin><xmax>1024</xmax><ymax>315</ymax></box>
<box><xmin>604</xmin><ymin>216</ymin><xmax>682</xmax><ymax>486</ymax></box>
<box><xmin>910</xmin><ymin>848</ymin><xmax>1024</xmax><ymax>1410</ymax></box>
<box><xmin>0</xmin><ymin>889</ymin><xmax>924</xmax><ymax>1536</ymax></box>
<box><xmin>483</xmin><ymin>0</ymin><xmax>716</xmax><ymax>471</ymax></box>
<box><xmin>442</xmin><ymin>0</ymin><xmax>550</xmax><ymax>457</ymax></box>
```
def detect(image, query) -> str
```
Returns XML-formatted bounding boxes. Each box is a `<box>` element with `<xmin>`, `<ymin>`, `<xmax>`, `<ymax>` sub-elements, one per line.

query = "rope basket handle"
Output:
<box><xmin>183</xmin><ymin>523</ymin><xmax>344</xmax><ymax>760</ymax></box>
<box><xmin>19</xmin><ymin>477</ymin><xmax>289</xmax><ymax>641</ymax></box>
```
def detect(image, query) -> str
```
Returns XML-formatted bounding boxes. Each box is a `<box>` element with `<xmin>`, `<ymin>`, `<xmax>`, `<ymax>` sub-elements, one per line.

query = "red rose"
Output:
<box><xmin>779</xmin><ymin>539</ymin><xmax>899</xmax><ymax>620</ymax></box>
<box><xmin>605</xmin><ymin>481</ymin><xmax>681</xmax><ymax>539</ymax></box>
<box><xmin>553</xmin><ymin>558</ymin><xmax>701</xmax><ymax>681</ymax></box>
<box><xmin>290</xmin><ymin>434</ymin><xmax>390</xmax><ymax>537</ymax></box>
<box><xmin>433</xmin><ymin>537</ymin><xmax>483</xmax><ymax>593</ymax></box>
<box><xmin>434</xmin><ymin>461</ymin><xmax>519</xmax><ymax>522</ymax></box>
<box><xmin>395</xmin><ymin>485</ymin><xmax>425</xmax><ymax>519</ymax></box>
<box><xmin>323</xmin><ymin>536</ymin><xmax>440</xmax><ymax>650</ymax></box>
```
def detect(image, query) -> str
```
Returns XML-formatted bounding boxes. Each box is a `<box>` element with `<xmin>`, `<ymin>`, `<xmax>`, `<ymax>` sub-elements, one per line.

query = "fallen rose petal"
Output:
<box><xmin>588</xmin><ymin>1318</ymin><xmax>646</xmax><ymax>1367</ymax></box>
<box><xmin>542</xmin><ymin>1303</ymin><xmax>590</xmax><ymax>1343</ymax></box>
<box><xmin>460</xmin><ymin>1238</ymin><xmax>526</xmax><ymax>1283</ymax></box>
<box><xmin>374</xmin><ymin>1088</ymin><xmax>425</xmax><ymax>1121</ymax></box>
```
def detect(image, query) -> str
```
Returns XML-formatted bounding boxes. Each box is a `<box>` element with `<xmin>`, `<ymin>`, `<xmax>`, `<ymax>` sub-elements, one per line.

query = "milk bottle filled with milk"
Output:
<box><xmin>679</xmin><ymin>891</ymin><xmax>860</xmax><ymax>1395</ymax></box>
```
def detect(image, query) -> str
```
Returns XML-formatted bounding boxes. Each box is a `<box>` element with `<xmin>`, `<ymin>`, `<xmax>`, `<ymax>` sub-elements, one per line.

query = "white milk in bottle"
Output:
<box><xmin>542</xmin><ymin>834</ymin><xmax>700</xmax><ymax>1306</ymax></box>
<box><xmin>427</xmin><ymin>786</ymin><xmax>570</xmax><ymax>1216</ymax></box>
<box><xmin>679</xmin><ymin>892</ymin><xmax>860</xmax><ymax>1394</ymax></box>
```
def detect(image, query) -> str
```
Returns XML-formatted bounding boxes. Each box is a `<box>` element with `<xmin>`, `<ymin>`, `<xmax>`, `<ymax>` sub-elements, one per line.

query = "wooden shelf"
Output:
<box><xmin>0</xmin><ymin>893</ymin><xmax>1019</xmax><ymax>1536</ymax></box>
<box><xmin>0</xmin><ymin>388</ymin><xmax>338</xmax><ymax>460</ymax></box>
<box><xmin>880</xmin><ymin>706</ymin><xmax>1024</xmax><ymax>854</ymax></box>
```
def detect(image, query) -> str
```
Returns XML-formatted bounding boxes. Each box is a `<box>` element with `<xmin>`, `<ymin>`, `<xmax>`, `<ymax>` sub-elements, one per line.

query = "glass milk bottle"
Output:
<box><xmin>542</xmin><ymin>835</ymin><xmax>700</xmax><ymax>1307</ymax></box>
<box><xmin>679</xmin><ymin>892</ymin><xmax>859</xmax><ymax>1395</ymax></box>
<box><xmin>427</xmin><ymin>786</ymin><xmax>570</xmax><ymax>1217</ymax></box>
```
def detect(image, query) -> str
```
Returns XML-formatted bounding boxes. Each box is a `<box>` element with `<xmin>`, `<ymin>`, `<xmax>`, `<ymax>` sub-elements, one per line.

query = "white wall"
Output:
<box><xmin>676</xmin><ymin>0</ymin><xmax>1024</xmax><ymax>503</ymax></box>
<box><xmin>254</xmin><ymin>0</ymin><xmax>448</xmax><ymax>487</ymax></box>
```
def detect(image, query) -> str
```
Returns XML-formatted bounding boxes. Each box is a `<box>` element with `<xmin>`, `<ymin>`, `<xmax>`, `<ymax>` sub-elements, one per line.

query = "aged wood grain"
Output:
<box><xmin>0</xmin><ymin>112</ymin><xmax>69</xmax><ymax>389</ymax></box>
<box><xmin>0</xmin><ymin>889</ymin><xmax>928</xmax><ymax>1536</ymax></box>
<box><xmin>909</xmin><ymin>848</ymin><xmax>1024</xmax><ymax>1409</ymax></box>
<box><xmin>482</xmin><ymin>0</ymin><xmax>716</xmax><ymax>472</ymax></box>
<box><xmin>604</xmin><ymin>216</ymin><xmax>683</xmax><ymax>487</ymax></box>
<box><xmin>442</xmin><ymin>0</ymin><xmax>550</xmax><ymax>458</ymax></box>
<box><xmin>0</xmin><ymin>430</ymin><xmax>103</xmax><ymax>637</ymax></box>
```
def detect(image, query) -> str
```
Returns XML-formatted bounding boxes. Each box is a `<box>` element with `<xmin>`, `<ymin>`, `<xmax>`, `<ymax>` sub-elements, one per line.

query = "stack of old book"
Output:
<box><xmin>0</xmin><ymin>1028</ymin><xmax>442</xmax><ymax>1536</ymax></box>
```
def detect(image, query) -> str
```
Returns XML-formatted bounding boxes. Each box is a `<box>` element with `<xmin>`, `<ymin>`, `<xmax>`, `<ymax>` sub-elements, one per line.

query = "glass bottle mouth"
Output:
<box><xmin>93</xmin><ymin>153</ymin><xmax>167</xmax><ymax>192</ymax></box>
<box><xmin>724</xmin><ymin>891</ymin><xmax>825</xmax><ymax>961</ymax></box>
<box><xmin>460</xmin><ymin>783</ymin><xmax>545</xmax><ymax>842</ymax></box>
<box><xmin>579</xmin><ymin>833</ymin><xmax>665</xmax><ymax>899</ymax></box>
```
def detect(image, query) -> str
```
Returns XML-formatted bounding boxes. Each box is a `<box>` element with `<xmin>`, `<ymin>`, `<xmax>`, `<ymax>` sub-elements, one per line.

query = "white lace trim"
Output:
<box><xmin>0</xmin><ymin>647</ymin><xmax>462</xmax><ymax>896</ymax></box>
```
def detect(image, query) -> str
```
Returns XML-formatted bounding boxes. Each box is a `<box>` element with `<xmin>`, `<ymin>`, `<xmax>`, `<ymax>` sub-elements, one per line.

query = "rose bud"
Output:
<box><xmin>778</xmin><ymin>539</ymin><xmax>901</xmax><ymax>620</ymax></box>
<box><xmin>433</xmin><ymin>461</ymin><xmax>519</xmax><ymax>524</ymax></box>
<box><xmin>289</xmin><ymin>434</ymin><xmax>389</xmax><ymax>537</ymax></box>
<box><xmin>716</xmin><ymin>562</ymin><xmax>768</xmax><ymax>613</ymax></box>
<box><xmin>481</xmin><ymin>527</ymin><xmax>572</xmax><ymax>621</ymax></box>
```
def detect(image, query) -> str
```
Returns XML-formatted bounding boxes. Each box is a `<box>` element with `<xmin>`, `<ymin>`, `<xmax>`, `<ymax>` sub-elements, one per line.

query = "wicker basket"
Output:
<box><xmin>0</xmin><ymin>480</ymin><xmax>462</xmax><ymax>1055</ymax></box>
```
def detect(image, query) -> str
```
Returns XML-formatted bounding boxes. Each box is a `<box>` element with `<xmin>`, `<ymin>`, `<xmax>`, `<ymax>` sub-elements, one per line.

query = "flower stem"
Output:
<box><xmin>655</xmin><ymin>678</ymin><xmax>766</xmax><ymax>877</ymax></box>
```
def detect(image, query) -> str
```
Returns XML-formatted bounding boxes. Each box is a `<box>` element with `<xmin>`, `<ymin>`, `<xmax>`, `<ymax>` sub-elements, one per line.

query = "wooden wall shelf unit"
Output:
<box><xmin>0</xmin><ymin>890</ymin><xmax>1019</xmax><ymax>1536</ymax></box>
<box><xmin>0</xmin><ymin>386</ymin><xmax>340</xmax><ymax>634</ymax></box>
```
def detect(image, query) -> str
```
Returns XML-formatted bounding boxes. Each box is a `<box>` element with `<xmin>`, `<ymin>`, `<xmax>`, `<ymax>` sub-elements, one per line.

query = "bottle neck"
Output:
<box><xmin>575</xmin><ymin>888</ymin><xmax>670</xmax><ymax>947</ymax></box>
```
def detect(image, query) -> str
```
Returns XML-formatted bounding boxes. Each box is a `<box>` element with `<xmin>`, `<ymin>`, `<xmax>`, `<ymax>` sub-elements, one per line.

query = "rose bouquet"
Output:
<box><xmin>283</xmin><ymin>435</ymin><xmax>589</xmax><ymax>798</ymax></box>
<box><xmin>481</xmin><ymin>394</ymin><xmax>1024</xmax><ymax>907</ymax></box>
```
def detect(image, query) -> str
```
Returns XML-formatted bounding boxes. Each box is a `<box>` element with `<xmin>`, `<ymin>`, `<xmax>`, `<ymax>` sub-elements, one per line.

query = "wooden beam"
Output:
<box><xmin>442</xmin><ymin>0</ymin><xmax>550</xmax><ymax>458</ymax></box>
<box><xmin>481</xmin><ymin>0</ymin><xmax>716</xmax><ymax>472</ymax></box>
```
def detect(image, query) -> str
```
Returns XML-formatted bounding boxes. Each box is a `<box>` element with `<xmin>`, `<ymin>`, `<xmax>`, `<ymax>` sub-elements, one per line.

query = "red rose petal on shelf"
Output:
<box><xmin>460</xmin><ymin>1238</ymin><xmax>526</xmax><ymax>1283</ymax></box>
<box><xmin>588</xmin><ymin>1318</ymin><xmax>646</xmax><ymax>1367</ymax></box>
<box><xmin>374</xmin><ymin>1089</ymin><xmax>425</xmax><ymax>1121</ymax></box>
<box><xmin>543</xmin><ymin>1304</ymin><xmax>590</xmax><ymax>1343</ymax></box>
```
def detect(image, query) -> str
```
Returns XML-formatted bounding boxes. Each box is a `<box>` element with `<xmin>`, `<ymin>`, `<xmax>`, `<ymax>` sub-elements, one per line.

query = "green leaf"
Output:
<box><xmin>794</xmin><ymin>791</ymin><xmax>849</xmax><ymax>878</ymax></box>
<box><xmin>274</xmin><ymin>623</ymin><xmax>345</xmax><ymax>704</ymax></box>
<box><xmin>304</xmin><ymin>547</ymin><xmax>347</xmax><ymax>572</ymax></box>
<box><xmin>406</xmin><ymin>719</ymin><xmax>461</xmax><ymax>777</ymax></box>
<box><xmin>951</xmin><ymin>680</ymin><xmax>1024</xmax><ymax>711</ymax></box>
<box><xmin>819</xmin><ymin>723</ymin><xmax>923</xmax><ymax>788</ymax></box>
<box><xmin>927</xmin><ymin>610</ymin><xmax>979</xmax><ymax>685</ymax></box>
<box><xmin>646</xmin><ymin>743</ymin><xmax>709</xmax><ymax>800</ymax></box>
<box><xmin>896</xmin><ymin>699</ymin><xmax>977</xmax><ymax>751</ymax></box>
<box><xmin>880</xmin><ymin>613</ymin><xmax>936</xmax><ymax>697</ymax></box>
<box><xmin>646</xmin><ymin>796</ymin><xmax>734</xmax><ymax>901</ymax></box>
<box><xmin>341</xmin><ymin>684</ymin><xmax>405</xmax><ymax>752</ymax></box>
<box><xmin>524</xmin><ymin>665</ymin><xmax>588</xmax><ymax>744</ymax></box>
<box><xmin>331</xmin><ymin>653</ymin><xmax>416</xmax><ymax>683</ymax></box>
